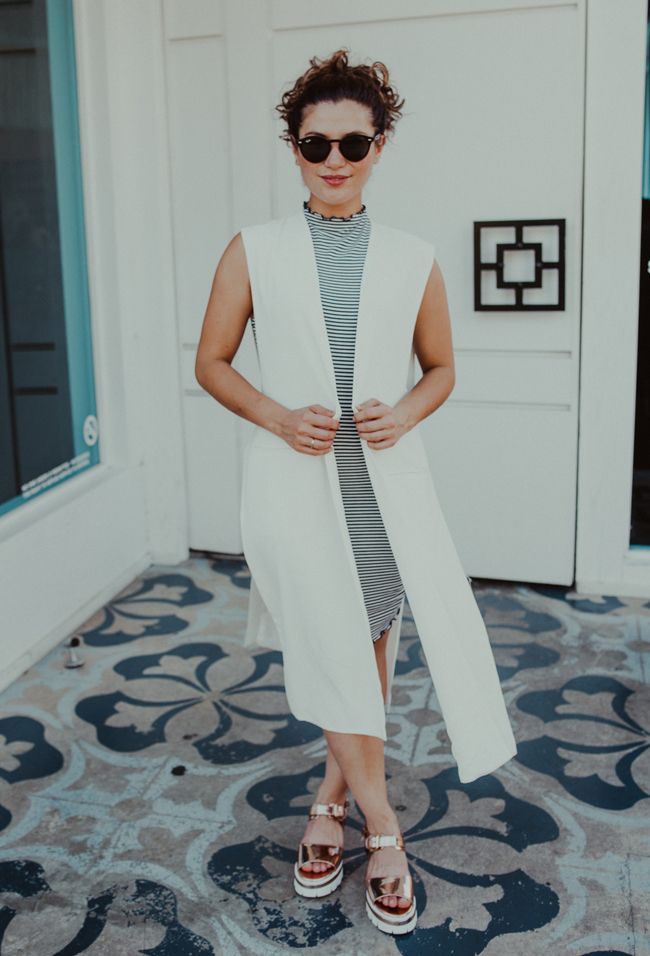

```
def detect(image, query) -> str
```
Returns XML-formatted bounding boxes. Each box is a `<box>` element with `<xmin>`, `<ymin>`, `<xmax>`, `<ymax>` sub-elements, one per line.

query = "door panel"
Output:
<box><xmin>166</xmin><ymin>0</ymin><xmax>584</xmax><ymax>584</ymax></box>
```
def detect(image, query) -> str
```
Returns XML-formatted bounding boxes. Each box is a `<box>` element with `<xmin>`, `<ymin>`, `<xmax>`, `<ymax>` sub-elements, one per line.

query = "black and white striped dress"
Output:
<box><xmin>302</xmin><ymin>200</ymin><xmax>405</xmax><ymax>643</ymax></box>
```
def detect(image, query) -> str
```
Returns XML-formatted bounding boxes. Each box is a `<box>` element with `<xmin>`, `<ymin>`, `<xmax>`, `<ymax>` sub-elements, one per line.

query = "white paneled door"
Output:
<box><xmin>165</xmin><ymin>0</ymin><xmax>585</xmax><ymax>585</ymax></box>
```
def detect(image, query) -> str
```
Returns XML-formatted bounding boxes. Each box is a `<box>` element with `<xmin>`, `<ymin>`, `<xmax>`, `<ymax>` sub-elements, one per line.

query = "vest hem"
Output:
<box><xmin>455</xmin><ymin>741</ymin><xmax>519</xmax><ymax>784</ymax></box>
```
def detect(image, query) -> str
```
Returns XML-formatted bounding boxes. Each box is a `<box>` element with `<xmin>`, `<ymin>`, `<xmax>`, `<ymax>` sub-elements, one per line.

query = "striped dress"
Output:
<box><xmin>302</xmin><ymin>200</ymin><xmax>405</xmax><ymax>643</ymax></box>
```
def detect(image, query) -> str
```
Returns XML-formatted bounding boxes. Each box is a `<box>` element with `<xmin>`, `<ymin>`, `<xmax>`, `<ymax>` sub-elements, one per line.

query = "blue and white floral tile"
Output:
<box><xmin>0</xmin><ymin>557</ymin><xmax>648</xmax><ymax>954</ymax></box>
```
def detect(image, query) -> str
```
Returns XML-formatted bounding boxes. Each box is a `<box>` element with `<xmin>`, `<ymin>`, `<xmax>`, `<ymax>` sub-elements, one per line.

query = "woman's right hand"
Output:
<box><xmin>279</xmin><ymin>404</ymin><xmax>339</xmax><ymax>455</ymax></box>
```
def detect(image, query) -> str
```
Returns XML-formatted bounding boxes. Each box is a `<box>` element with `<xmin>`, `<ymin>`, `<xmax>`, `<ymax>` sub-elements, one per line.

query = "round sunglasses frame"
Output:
<box><xmin>294</xmin><ymin>131</ymin><xmax>383</xmax><ymax>164</ymax></box>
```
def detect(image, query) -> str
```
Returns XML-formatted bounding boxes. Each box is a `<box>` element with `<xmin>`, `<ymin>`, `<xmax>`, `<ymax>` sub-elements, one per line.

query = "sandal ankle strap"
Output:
<box><xmin>308</xmin><ymin>799</ymin><xmax>349</xmax><ymax>821</ymax></box>
<box><xmin>364</xmin><ymin>832</ymin><xmax>405</xmax><ymax>852</ymax></box>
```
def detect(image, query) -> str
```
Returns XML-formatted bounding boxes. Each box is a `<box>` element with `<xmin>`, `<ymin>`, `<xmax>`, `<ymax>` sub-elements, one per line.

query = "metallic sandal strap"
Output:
<box><xmin>308</xmin><ymin>799</ymin><xmax>349</xmax><ymax>821</ymax></box>
<box><xmin>298</xmin><ymin>801</ymin><xmax>348</xmax><ymax>875</ymax></box>
<box><xmin>364</xmin><ymin>832</ymin><xmax>405</xmax><ymax>852</ymax></box>
<box><xmin>299</xmin><ymin>842</ymin><xmax>343</xmax><ymax>866</ymax></box>
<box><xmin>368</xmin><ymin>872</ymin><xmax>414</xmax><ymax>902</ymax></box>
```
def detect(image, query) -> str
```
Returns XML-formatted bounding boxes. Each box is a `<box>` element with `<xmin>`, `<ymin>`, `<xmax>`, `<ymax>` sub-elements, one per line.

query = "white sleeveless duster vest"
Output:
<box><xmin>239</xmin><ymin>209</ymin><xmax>517</xmax><ymax>784</ymax></box>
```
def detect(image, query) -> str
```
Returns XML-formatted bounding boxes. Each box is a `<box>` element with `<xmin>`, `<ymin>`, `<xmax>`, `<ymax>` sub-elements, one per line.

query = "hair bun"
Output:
<box><xmin>275</xmin><ymin>47</ymin><xmax>405</xmax><ymax>145</ymax></box>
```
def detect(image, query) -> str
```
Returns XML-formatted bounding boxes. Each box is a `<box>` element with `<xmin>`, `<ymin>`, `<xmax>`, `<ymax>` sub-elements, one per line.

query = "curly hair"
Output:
<box><xmin>275</xmin><ymin>47</ymin><xmax>405</xmax><ymax>145</ymax></box>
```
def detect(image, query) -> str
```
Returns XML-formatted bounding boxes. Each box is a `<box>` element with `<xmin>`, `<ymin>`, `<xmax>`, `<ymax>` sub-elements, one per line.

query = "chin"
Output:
<box><xmin>314</xmin><ymin>183</ymin><xmax>351</xmax><ymax>199</ymax></box>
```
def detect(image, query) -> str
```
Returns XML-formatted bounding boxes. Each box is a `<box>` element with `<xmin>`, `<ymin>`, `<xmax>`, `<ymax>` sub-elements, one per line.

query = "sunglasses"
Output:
<box><xmin>295</xmin><ymin>131</ymin><xmax>382</xmax><ymax>164</ymax></box>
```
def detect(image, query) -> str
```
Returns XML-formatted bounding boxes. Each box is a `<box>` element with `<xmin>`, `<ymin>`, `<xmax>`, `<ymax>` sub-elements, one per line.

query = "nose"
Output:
<box><xmin>324</xmin><ymin>143</ymin><xmax>346</xmax><ymax>168</ymax></box>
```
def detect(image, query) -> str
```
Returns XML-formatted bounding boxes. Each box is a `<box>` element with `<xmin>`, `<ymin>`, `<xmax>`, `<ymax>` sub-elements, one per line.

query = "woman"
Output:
<box><xmin>195</xmin><ymin>49</ymin><xmax>517</xmax><ymax>936</ymax></box>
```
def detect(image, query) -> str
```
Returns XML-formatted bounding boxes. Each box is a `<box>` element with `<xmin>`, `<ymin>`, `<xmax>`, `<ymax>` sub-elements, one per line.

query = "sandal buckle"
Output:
<box><xmin>364</xmin><ymin>832</ymin><xmax>405</xmax><ymax>852</ymax></box>
<box><xmin>308</xmin><ymin>799</ymin><xmax>349</xmax><ymax>821</ymax></box>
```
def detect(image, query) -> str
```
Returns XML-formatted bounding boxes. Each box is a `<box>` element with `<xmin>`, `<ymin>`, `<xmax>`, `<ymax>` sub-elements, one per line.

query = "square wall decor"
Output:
<box><xmin>474</xmin><ymin>219</ymin><xmax>566</xmax><ymax>311</ymax></box>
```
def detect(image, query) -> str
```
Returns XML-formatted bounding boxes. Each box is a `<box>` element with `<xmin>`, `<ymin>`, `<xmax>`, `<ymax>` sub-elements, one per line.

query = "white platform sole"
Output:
<box><xmin>293</xmin><ymin>860</ymin><xmax>344</xmax><ymax>898</ymax></box>
<box><xmin>365</xmin><ymin>897</ymin><xmax>418</xmax><ymax>935</ymax></box>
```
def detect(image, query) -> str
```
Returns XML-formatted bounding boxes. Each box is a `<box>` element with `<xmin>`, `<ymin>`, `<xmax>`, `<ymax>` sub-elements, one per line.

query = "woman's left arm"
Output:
<box><xmin>395</xmin><ymin>260</ymin><xmax>455</xmax><ymax>431</ymax></box>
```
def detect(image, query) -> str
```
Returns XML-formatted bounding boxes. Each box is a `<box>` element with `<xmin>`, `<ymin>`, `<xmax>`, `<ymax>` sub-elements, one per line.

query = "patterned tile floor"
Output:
<box><xmin>0</xmin><ymin>554</ymin><xmax>649</xmax><ymax>955</ymax></box>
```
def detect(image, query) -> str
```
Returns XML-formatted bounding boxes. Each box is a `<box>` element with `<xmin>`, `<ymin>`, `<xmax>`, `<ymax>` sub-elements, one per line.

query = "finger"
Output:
<box><xmin>362</xmin><ymin>426</ymin><xmax>395</xmax><ymax>442</ymax></box>
<box><xmin>365</xmin><ymin>438</ymin><xmax>395</xmax><ymax>449</ymax></box>
<box><xmin>302</xmin><ymin>427</ymin><xmax>336</xmax><ymax>443</ymax></box>
<box><xmin>297</xmin><ymin>435</ymin><xmax>332</xmax><ymax>454</ymax></box>
<box><xmin>311</xmin><ymin>414</ymin><xmax>339</xmax><ymax>433</ymax></box>
<box><xmin>354</xmin><ymin>403</ymin><xmax>384</xmax><ymax>421</ymax></box>
<box><xmin>309</xmin><ymin>404</ymin><xmax>336</xmax><ymax>416</ymax></box>
<box><xmin>313</xmin><ymin>429</ymin><xmax>337</xmax><ymax>445</ymax></box>
<box><xmin>356</xmin><ymin>419</ymin><xmax>391</xmax><ymax>434</ymax></box>
<box><xmin>308</xmin><ymin>409</ymin><xmax>339</xmax><ymax>431</ymax></box>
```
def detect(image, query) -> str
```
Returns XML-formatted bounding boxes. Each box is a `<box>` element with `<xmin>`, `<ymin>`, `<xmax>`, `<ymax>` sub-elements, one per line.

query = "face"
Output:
<box><xmin>291</xmin><ymin>98</ymin><xmax>385</xmax><ymax>216</ymax></box>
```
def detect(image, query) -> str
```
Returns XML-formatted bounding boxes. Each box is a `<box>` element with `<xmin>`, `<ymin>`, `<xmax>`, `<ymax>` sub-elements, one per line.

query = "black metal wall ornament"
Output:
<box><xmin>474</xmin><ymin>218</ymin><xmax>566</xmax><ymax>311</ymax></box>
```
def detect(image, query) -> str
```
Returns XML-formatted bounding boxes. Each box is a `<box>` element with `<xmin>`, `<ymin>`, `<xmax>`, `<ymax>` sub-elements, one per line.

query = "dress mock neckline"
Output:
<box><xmin>303</xmin><ymin>199</ymin><xmax>367</xmax><ymax>222</ymax></box>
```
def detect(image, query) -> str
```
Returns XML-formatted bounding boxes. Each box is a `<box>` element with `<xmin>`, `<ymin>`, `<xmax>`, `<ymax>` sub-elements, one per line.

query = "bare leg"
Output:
<box><xmin>299</xmin><ymin>625</ymin><xmax>410</xmax><ymax>909</ymax></box>
<box><xmin>299</xmin><ymin>623</ymin><xmax>390</xmax><ymax>874</ymax></box>
<box><xmin>323</xmin><ymin>627</ymin><xmax>410</xmax><ymax>909</ymax></box>
<box><xmin>374</xmin><ymin>625</ymin><xmax>390</xmax><ymax>700</ymax></box>
<box><xmin>299</xmin><ymin>743</ymin><xmax>349</xmax><ymax>873</ymax></box>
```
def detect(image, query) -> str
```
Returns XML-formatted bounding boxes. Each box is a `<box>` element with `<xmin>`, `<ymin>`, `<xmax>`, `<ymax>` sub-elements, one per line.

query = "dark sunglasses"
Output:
<box><xmin>294</xmin><ymin>131</ymin><xmax>382</xmax><ymax>164</ymax></box>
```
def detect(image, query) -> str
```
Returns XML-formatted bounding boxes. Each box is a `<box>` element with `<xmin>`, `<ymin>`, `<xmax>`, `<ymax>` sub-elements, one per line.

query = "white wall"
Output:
<box><xmin>1</xmin><ymin>0</ymin><xmax>648</xmax><ymax>692</ymax></box>
<box><xmin>170</xmin><ymin>0</ymin><xmax>588</xmax><ymax>586</ymax></box>
<box><xmin>0</xmin><ymin>0</ymin><xmax>190</xmax><ymax>691</ymax></box>
<box><xmin>161</xmin><ymin>0</ymin><xmax>265</xmax><ymax>555</ymax></box>
<box><xmin>577</xmin><ymin>0</ymin><xmax>648</xmax><ymax>596</ymax></box>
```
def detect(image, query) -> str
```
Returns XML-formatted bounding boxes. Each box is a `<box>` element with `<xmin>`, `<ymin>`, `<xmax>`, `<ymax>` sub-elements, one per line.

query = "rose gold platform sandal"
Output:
<box><xmin>362</xmin><ymin>826</ymin><xmax>418</xmax><ymax>935</ymax></box>
<box><xmin>293</xmin><ymin>799</ymin><xmax>349</xmax><ymax>898</ymax></box>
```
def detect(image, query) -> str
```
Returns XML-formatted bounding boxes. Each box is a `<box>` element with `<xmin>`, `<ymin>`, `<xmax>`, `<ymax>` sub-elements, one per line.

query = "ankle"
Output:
<box><xmin>364</xmin><ymin>806</ymin><xmax>401</xmax><ymax>836</ymax></box>
<box><xmin>314</xmin><ymin>784</ymin><xmax>348</xmax><ymax>807</ymax></box>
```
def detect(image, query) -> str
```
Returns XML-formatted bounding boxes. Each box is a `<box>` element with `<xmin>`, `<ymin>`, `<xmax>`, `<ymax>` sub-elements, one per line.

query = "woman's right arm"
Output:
<box><xmin>194</xmin><ymin>232</ymin><xmax>338</xmax><ymax>452</ymax></box>
<box><xmin>194</xmin><ymin>232</ymin><xmax>289</xmax><ymax>437</ymax></box>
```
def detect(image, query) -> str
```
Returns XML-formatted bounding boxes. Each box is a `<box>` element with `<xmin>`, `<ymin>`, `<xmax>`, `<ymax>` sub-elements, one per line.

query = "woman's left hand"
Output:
<box><xmin>353</xmin><ymin>399</ymin><xmax>408</xmax><ymax>449</ymax></box>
